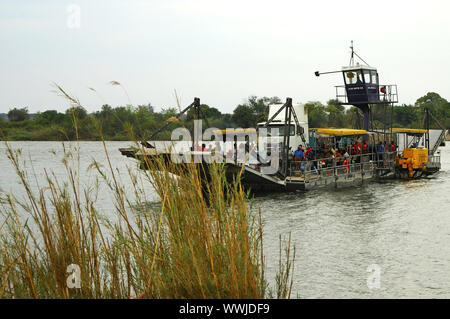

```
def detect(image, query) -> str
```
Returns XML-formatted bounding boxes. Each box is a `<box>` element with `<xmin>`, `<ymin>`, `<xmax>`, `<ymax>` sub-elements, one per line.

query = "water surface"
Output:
<box><xmin>1</xmin><ymin>141</ymin><xmax>449</xmax><ymax>298</ymax></box>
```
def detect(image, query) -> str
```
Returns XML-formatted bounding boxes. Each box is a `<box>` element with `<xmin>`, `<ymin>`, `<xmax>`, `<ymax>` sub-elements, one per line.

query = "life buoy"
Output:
<box><xmin>343</xmin><ymin>159</ymin><xmax>349</xmax><ymax>173</ymax></box>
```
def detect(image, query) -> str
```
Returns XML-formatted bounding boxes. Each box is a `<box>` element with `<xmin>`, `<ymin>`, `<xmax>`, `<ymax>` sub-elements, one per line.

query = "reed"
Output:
<box><xmin>0</xmin><ymin>88</ymin><xmax>295</xmax><ymax>299</ymax></box>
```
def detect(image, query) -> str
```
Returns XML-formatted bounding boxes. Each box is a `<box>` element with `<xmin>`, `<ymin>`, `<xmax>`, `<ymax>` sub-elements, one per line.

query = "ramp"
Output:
<box><xmin>420</xmin><ymin>129</ymin><xmax>445</xmax><ymax>155</ymax></box>
<box><xmin>429</xmin><ymin>129</ymin><xmax>446</xmax><ymax>155</ymax></box>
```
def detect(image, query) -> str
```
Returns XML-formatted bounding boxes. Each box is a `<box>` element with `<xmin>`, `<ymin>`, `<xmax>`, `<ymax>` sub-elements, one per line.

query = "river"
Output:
<box><xmin>1</xmin><ymin>141</ymin><xmax>449</xmax><ymax>298</ymax></box>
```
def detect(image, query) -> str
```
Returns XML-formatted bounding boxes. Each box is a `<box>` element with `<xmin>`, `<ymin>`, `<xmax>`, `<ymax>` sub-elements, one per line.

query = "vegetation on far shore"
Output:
<box><xmin>1</xmin><ymin>92</ymin><xmax>449</xmax><ymax>141</ymax></box>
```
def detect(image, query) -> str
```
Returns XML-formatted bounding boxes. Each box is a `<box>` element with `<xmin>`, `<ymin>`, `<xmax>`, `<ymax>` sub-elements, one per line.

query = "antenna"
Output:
<box><xmin>315</xmin><ymin>41</ymin><xmax>371</xmax><ymax>77</ymax></box>
<box><xmin>349</xmin><ymin>40</ymin><xmax>355</xmax><ymax>66</ymax></box>
<box><xmin>349</xmin><ymin>41</ymin><xmax>371</xmax><ymax>67</ymax></box>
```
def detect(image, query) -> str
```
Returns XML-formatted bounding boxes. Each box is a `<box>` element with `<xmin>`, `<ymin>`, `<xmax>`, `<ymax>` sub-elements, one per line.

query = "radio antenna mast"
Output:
<box><xmin>349</xmin><ymin>41</ymin><xmax>355</xmax><ymax>66</ymax></box>
<box><xmin>349</xmin><ymin>41</ymin><xmax>371</xmax><ymax>67</ymax></box>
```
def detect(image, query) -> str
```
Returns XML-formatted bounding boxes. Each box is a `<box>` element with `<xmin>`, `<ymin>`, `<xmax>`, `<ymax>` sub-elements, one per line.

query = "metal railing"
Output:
<box><xmin>429</xmin><ymin>154</ymin><xmax>441</xmax><ymax>165</ymax></box>
<box><xmin>288</xmin><ymin>152</ymin><xmax>396</xmax><ymax>182</ymax></box>
<box><xmin>335</xmin><ymin>84</ymin><xmax>398</xmax><ymax>104</ymax></box>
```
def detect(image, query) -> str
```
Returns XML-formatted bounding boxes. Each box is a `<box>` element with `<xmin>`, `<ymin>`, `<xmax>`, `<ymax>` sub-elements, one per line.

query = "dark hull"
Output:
<box><xmin>119</xmin><ymin>147</ymin><xmax>440</xmax><ymax>194</ymax></box>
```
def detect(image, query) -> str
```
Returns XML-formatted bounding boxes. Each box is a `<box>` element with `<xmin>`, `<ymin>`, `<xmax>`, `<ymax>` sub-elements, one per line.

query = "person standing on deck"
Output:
<box><xmin>293</xmin><ymin>145</ymin><xmax>304</xmax><ymax>170</ymax></box>
<box><xmin>355</xmin><ymin>141</ymin><xmax>362</xmax><ymax>163</ymax></box>
<box><xmin>350</xmin><ymin>142</ymin><xmax>356</xmax><ymax>156</ymax></box>
<box><xmin>378</xmin><ymin>142</ymin><xmax>385</xmax><ymax>153</ymax></box>
<box><xmin>378</xmin><ymin>141</ymin><xmax>385</xmax><ymax>164</ymax></box>
<box><xmin>362</xmin><ymin>141</ymin><xmax>368</xmax><ymax>154</ymax></box>
<box><xmin>304</xmin><ymin>145</ymin><xmax>315</xmax><ymax>171</ymax></box>
<box><xmin>390</xmin><ymin>141</ymin><xmax>396</xmax><ymax>153</ymax></box>
<box><xmin>356</xmin><ymin>141</ymin><xmax>362</xmax><ymax>155</ymax></box>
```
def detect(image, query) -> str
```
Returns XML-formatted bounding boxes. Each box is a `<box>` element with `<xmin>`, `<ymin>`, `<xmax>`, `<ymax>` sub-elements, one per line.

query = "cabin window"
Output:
<box><xmin>363</xmin><ymin>70</ymin><xmax>371</xmax><ymax>83</ymax></box>
<box><xmin>345</xmin><ymin>71</ymin><xmax>362</xmax><ymax>84</ymax></box>
<box><xmin>346</xmin><ymin>72</ymin><xmax>356</xmax><ymax>84</ymax></box>
<box><xmin>263</xmin><ymin>125</ymin><xmax>295</xmax><ymax>136</ymax></box>
<box><xmin>370</xmin><ymin>70</ymin><xmax>378</xmax><ymax>84</ymax></box>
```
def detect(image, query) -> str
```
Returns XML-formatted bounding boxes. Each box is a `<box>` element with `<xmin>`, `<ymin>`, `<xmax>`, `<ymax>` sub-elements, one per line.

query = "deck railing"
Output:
<box><xmin>289</xmin><ymin>152</ymin><xmax>396</xmax><ymax>181</ymax></box>
<box><xmin>335</xmin><ymin>84</ymin><xmax>398</xmax><ymax>105</ymax></box>
<box><xmin>429</xmin><ymin>154</ymin><xmax>441</xmax><ymax>165</ymax></box>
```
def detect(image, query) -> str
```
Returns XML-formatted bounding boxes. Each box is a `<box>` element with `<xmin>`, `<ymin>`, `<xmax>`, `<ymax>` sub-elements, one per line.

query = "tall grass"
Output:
<box><xmin>0</xmin><ymin>87</ymin><xmax>295</xmax><ymax>299</ymax></box>
<box><xmin>0</xmin><ymin>138</ymin><xmax>294</xmax><ymax>299</ymax></box>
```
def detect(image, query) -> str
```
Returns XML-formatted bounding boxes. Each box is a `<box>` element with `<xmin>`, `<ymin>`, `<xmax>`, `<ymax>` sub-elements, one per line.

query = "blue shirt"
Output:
<box><xmin>294</xmin><ymin>149</ymin><xmax>304</xmax><ymax>158</ymax></box>
<box><xmin>379</xmin><ymin>144</ymin><xmax>385</xmax><ymax>153</ymax></box>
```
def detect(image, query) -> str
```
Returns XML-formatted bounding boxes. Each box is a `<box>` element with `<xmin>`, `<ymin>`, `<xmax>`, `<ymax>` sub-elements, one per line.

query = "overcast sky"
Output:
<box><xmin>1</xmin><ymin>0</ymin><xmax>449</xmax><ymax>114</ymax></box>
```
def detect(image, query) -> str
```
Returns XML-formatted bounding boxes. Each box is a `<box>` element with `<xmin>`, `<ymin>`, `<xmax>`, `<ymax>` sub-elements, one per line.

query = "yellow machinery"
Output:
<box><xmin>396</xmin><ymin>147</ymin><xmax>429</xmax><ymax>178</ymax></box>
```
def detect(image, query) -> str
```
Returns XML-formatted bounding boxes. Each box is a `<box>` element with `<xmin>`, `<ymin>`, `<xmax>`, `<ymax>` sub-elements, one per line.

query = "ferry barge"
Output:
<box><xmin>119</xmin><ymin>46</ymin><xmax>444</xmax><ymax>192</ymax></box>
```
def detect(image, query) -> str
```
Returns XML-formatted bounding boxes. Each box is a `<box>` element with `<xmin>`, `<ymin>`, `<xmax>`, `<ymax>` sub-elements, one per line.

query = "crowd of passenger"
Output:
<box><xmin>291</xmin><ymin>140</ymin><xmax>398</xmax><ymax>172</ymax></box>
<box><xmin>193</xmin><ymin>138</ymin><xmax>398</xmax><ymax>174</ymax></box>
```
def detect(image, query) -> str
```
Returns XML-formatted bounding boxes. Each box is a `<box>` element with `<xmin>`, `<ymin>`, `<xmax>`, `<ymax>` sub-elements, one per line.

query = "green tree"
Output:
<box><xmin>326</xmin><ymin>105</ymin><xmax>345</xmax><ymax>127</ymax></box>
<box><xmin>8</xmin><ymin>107</ymin><xmax>29</xmax><ymax>122</ymax></box>
<box><xmin>327</xmin><ymin>99</ymin><xmax>344</xmax><ymax>112</ymax></box>
<box><xmin>415</xmin><ymin>92</ymin><xmax>450</xmax><ymax>128</ymax></box>
<box><xmin>415</xmin><ymin>92</ymin><xmax>447</xmax><ymax>111</ymax></box>
<box><xmin>66</xmin><ymin>106</ymin><xmax>87</xmax><ymax>120</ymax></box>
<box><xmin>187</xmin><ymin>104</ymin><xmax>222</xmax><ymax>121</ymax></box>
<box><xmin>393</xmin><ymin>104</ymin><xmax>419</xmax><ymax>127</ymax></box>
<box><xmin>248</xmin><ymin>96</ymin><xmax>282</xmax><ymax>124</ymax></box>
<box><xmin>344</xmin><ymin>107</ymin><xmax>361</xmax><ymax>128</ymax></box>
<box><xmin>99</xmin><ymin>104</ymin><xmax>113</xmax><ymax>117</ymax></box>
<box><xmin>305</xmin><ymin>102</ymin><xmax>327</xmax><ymax>128</ymax></box>
<box><xmin>232</xmin><ymin>104</ymin><xmax>255</xmax><ymax>128</ymax></box>
<box><xmin>232</xmin><ymin>96</ymin><xmax>281</xmax><ymax>127</ymax></box>
<box><xmin>35</xmin><ymin>110</ymin><xmax>66</xmax><ymax>125</ymax></box>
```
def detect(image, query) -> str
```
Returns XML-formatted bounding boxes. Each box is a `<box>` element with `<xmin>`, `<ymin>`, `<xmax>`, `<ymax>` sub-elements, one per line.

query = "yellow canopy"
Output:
<box><xmin>313</xmin><ymin>128</ymin><xmax>367</xmax><ymax>136</ymax></box>
<box><xmin>212</xmin><ymin>128</ymin><xmax>257</xmax><ymax>135</ymax></box>
<box><xmin>391</xmin><ymin>128</ymin><xmax>427</xmax><ymax>134</ymax></box>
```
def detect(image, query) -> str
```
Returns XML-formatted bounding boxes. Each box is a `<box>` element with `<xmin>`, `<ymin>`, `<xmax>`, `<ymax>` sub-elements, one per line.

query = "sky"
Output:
<box><xmin>1</xmin><ymin>0</ymin><xmax>450</xmax><ymax>114</ymax></box>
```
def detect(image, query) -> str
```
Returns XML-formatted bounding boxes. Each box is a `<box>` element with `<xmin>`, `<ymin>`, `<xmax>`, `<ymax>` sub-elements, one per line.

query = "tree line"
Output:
<box><xmin>0</xmin><ymin>92</ymin><xmax>448</xmax><ymax>141</ymax></box>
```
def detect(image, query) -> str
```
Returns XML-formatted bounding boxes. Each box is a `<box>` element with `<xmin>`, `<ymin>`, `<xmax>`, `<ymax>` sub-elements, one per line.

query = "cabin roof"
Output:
<box><xmin>391</xmin><ymin>128</ymin><xmax>428</xmax><ymax>134</ymax></box>
<box><xmin>212</xmin><ymin>128</ymin><xmax>257</xmax><ymax>135</ymax></box>
<box><xmin>311</xmin><ymin>128</ymin><xmax>368</xmax><ymax>136</ymax></box>
<box><xmin>342</xmin><ymin>65</ymin><xmax>377</xmax><ymax>72</ymax></box>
